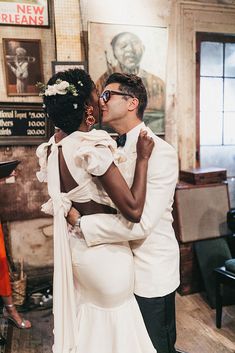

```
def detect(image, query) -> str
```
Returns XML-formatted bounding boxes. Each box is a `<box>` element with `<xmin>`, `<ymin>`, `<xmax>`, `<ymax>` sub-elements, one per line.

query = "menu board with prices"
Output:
<box><xmin>0</xmin><ymin>102</ymin><xmax>52</xmax><ymax>145</ymax></box>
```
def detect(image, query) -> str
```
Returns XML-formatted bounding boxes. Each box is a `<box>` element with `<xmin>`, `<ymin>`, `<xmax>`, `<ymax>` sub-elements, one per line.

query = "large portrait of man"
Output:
<box><xmin>89</xmin><ymin>22</ymin><xmax>168</xmax><ymax>134</ymax></box>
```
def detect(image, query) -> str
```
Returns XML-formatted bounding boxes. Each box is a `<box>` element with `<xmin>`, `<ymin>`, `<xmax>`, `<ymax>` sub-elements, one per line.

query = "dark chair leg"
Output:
<box><xmin>215</xmin><ymin>277</ymin><xmax>222</xmax><ymax>328</ymax></box>
<box><xmin>0</xmin><ymin>334</ymin><xmax>6</xmax><ymax>346</ymax></box>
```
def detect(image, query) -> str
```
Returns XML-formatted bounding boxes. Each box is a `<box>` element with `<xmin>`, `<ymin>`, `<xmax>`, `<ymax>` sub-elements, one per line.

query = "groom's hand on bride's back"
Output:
<box><xmin>67</xmin><ymin>207</ymin><xmax>81</xmax><ymax>226</ymax></box>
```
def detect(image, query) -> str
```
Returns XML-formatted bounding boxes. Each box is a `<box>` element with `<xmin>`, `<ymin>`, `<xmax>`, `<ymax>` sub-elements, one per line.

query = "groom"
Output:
<box><xmin>68</xmin><ymin>73</ymin><xmax>183</xmax><ymax>353</ymax></box>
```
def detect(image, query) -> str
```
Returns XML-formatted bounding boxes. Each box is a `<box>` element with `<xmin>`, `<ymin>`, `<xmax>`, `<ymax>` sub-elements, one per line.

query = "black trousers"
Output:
<box><xmin>135</xmin><ymin>291</ymin><xmax>176</xmax><ymax>353</ymax></box>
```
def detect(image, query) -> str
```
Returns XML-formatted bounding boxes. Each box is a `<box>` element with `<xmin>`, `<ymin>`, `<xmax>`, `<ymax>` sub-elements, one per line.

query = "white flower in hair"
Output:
<box><xmin>44</xmin><ymin>85</ymin><xmax>59</xmax><ymax>96</ymax></box>
<box><xmin>36</xmin><ymin>79</ymin><xmax>78</xmax><ymax>97</ymax></box>
<box><xmin>45</xmin><ymin>80</ymin><xmax>69</xmax><ymax>96</ymax></box>
<box><xmin>56</xmin><ymin>80</ymin><xmax>70</xmax><ymax>92</ymax></box>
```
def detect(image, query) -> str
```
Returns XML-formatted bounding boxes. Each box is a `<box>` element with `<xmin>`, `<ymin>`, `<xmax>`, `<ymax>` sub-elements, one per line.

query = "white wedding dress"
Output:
<box><xmin>36</xmin><ymin>129</ymin><xmax>156</xmax><ymax>353</ymax></box>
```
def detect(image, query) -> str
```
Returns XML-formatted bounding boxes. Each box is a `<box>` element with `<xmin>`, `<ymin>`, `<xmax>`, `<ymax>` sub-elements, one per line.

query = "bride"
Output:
<box><xmin>36</xmin><ymin>68</ymin><xmax>156</xmax><ymax>353</ymax></box>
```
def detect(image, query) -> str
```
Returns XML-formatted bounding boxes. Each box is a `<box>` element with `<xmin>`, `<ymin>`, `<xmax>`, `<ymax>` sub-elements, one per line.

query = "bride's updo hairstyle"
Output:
<box><xmin>43</xmin><ymin>69</ymin><xmax>94</xmax><ymax>134</ymax></box>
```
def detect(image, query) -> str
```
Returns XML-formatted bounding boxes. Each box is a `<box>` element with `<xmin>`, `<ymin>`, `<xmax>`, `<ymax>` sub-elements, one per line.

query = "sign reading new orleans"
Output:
<box><xmin>0</xmin><ymin>1</ymin><xmax>49</xmax><ymax>27</ymax></box>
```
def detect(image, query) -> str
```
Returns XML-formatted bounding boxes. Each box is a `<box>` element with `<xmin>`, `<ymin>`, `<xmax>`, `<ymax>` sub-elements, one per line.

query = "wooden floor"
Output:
<box><xmin>175</xmin><ymin>293</ymin><xmax>235</xmax><ymax>353</ymax></box>
<box><xmin>1</xmin><ymin>293</ymin><xmax>235</xmax><ymax>353</ymax></box>
<box><xmin>1</xmin><ymin>307</ymin><xmax>53</xmax><ymax>353</ymax></box>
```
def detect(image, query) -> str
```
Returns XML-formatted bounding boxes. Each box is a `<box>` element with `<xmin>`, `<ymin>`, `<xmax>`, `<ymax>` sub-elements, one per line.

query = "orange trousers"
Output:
<box><xmin>0</xmin><ymin>223</ymin><xmax>12</xmax><ymax>296</ymax></box>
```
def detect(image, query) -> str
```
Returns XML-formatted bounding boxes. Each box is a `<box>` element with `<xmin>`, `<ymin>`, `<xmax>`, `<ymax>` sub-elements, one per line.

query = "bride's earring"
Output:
<box><xmin>85</xmin><ymin>107</ymin><xmax>95</xmax><ymax>128</ymax></box>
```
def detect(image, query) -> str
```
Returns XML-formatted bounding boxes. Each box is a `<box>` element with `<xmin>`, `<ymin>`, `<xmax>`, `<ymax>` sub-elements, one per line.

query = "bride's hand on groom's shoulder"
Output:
<box><xmin>136</xmin><ymin>129</ymin><xmax>154</xmax><ymax>160</ymax></box>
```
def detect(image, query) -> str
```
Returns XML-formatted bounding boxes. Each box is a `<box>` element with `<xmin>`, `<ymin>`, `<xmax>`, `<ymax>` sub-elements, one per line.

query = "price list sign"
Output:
<box><xmin>0</xmin><ymin>102</ymin><xmax>51</xmax><ymax>145</ymax></box>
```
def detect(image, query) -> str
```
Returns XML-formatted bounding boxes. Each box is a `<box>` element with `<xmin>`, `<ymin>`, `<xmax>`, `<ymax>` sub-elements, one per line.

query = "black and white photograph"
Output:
<box><xmin>51</xmin><ymin>61</ymin><xmax>87</xmax><ymax>75</ymax></box>
<box><xmin>89</xmin><ymin>22</ymin><xmax>168</xmax><ymax>134</ymax></box>
<box><xmin>3</xmin><ymin>38</ymin><xmax>43</xmax><ymax>96</ymax></box>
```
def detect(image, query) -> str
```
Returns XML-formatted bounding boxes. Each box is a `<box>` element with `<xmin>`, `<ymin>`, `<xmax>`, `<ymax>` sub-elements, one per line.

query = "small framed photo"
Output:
<box><xmin>51</xmin><ymin>61</ymin><xmax>87</xmax><ymax>75</ymax></box>
<box><xmin>0</xmin><ymin>1</ymin><xmax>49</xmax><ymax>27</ymax></box>
<box><xmin>3</xmin><ymin>38</ymin><xmax>44</xmax><ymax>96</ymax></box>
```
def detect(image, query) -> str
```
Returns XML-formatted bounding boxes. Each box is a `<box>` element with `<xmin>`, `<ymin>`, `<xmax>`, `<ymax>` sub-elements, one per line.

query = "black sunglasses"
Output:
<box><xmin>100</xmin><ymin>90</ymin><xmax>134</xmax><ymax>103</ymax></box>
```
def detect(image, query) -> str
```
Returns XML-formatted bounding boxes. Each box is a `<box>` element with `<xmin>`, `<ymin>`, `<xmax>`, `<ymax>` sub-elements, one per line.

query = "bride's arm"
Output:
<box><xmin>98</xmin><ymin>130</ymin><xmax>154</xmax><ymax>222</ymax></box>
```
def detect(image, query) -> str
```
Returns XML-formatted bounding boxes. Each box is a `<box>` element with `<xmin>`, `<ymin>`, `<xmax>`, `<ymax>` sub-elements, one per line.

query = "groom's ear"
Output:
<box><xmin>128</xmin><ymin>97</ymin><xmax>139</xmax><ymax>112</ymax></box>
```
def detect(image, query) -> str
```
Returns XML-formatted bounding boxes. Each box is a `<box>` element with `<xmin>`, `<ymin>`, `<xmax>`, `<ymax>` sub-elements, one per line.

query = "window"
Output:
<box><xmin>197</xmin><ymin>33</ymin><xmax>235</xmax><ymax>207</ymax></box>
<box><xmin>198</xmin><ymin>35</ymin><xmax>235</xmax><ymax>146</ymax></box>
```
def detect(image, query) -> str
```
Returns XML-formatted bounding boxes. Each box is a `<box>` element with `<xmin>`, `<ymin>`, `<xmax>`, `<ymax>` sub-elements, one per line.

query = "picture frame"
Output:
<box><xmin>0</xmin><ymin>0</ymin><xmax>49</xmax><ymax>27</ymax></box>
<box><xmin>0</xmin><ymin>102</ymin><xmax>52</xmax><ymax>146</ymax></box>
<box><xmin>3</xmin><ymin>38</ymin><xmax>44</xmax><ymax>96</ymax></box>
<box><xmin>88</xmin><ymin>22</ymin><xmax>168</xmax><ymax>135</ymax></box>
<box><xmin>51</xmin><ymin>61</ymin><xmax>87</xmax><ymax>75</ymax></box>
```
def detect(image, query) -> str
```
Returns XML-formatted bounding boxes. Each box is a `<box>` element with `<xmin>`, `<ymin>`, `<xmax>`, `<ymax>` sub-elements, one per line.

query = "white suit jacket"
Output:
<box><xmin>81</xmin><ymin>122</ymin><xmax>180</xmax><ymax>297</ymax></box>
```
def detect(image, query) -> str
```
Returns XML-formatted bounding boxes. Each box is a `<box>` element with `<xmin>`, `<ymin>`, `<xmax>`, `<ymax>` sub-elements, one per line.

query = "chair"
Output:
<box><xmin>227</xmin><ymin>209</ymin><xmax>235</xmax><ymax>257</ymax></box>
<box><xmin>195</xmin><ymin>238</ymin><xmax>235</xmax><ymax>328</ymax></box>
<box><xmin>194</xmin><ymin>237</ymin><xmax>232</xmax><ymax>308</ymax></box>
<box><xmin>214</xmin><ymin>266</ymin><xmax>235</xmax><ymax>328</ymax></box>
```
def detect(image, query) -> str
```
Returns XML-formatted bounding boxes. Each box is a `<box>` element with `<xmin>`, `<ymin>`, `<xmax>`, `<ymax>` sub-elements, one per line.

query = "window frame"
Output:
<box><xmin>196</xmin><ymin>32</ymin><xmax>235</xmax><ymax>165</ymax></box>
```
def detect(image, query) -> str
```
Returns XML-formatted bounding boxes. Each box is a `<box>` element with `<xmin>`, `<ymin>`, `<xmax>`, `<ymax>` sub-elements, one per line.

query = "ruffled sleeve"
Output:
<box><xmin>36</xmin><ymin>136</ymin><xmax>54</xmax><ymax>182</ymax></box>
<box><xmin>74</xmin><ymin>131</ymin><xmax>126</xmax><ymax>176</ymax></box>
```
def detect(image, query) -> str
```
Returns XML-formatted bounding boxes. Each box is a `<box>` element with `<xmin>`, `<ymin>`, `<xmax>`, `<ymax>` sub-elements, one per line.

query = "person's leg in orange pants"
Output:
<box><xmin>0</xmin><ymin>223</ymin><xmax>31</xmax><ymax>329</ymax></box>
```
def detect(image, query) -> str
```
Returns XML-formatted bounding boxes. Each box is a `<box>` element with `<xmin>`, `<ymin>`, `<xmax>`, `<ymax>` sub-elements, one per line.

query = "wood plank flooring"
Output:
<box><xmin>2</xmin><ymin>308</ymin><xmax>53</xmax><ymax>353</ymax></box>
<box><xmin>1</xmin><ymin>292</ymin><xmax>235</xmax><ymax>352</ymax></box>
<box><xmin>176</xmin><ymin>293</ymin><xmax>235</xmax><ymax>353</ymax></box>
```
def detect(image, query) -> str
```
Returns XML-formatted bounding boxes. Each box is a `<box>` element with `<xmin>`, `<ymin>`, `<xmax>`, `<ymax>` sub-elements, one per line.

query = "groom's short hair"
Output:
<box><xmin>105</xmin><ymin>73</ymin><xmax>147</xmax><ymax>120</ymax></box>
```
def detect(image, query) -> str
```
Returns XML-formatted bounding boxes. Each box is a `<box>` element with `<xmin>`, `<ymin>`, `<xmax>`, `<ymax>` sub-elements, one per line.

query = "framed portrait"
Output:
<box><xmin>52</xmin><ymin>61</ymin><xmax>87</xmax><ymax>75</ymax></box>
<box><xmin>0</xmin><ymin>0</ymin><xmax>49</xmax><ymax>27</ymax></box>
<box><xmin>89</xmin><ymin>22</ymin><xmax>168</xmax><ymax>135</ymax></box>
<box><xmin>3</xmin><ymin>38</ymin><xmax>43</xmax><ymax>96</ymax></box>
<box><xmin>0</xmin><ymin>102</ymin><xmax>52</xmax><ymax>145</ymax></box>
